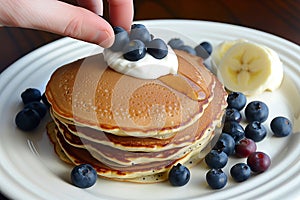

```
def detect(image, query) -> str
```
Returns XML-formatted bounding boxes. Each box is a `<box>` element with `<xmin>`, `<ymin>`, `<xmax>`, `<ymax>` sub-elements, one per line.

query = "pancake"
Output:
<box><xmin>50</xmin><ymin>76</ymin><xmax>225</xmax><ymax>153</ymax></box>
<box><xmin>45</xmin><ymin>49</ymin><xmax>228</xmax><ymax>183</ymax></box>
<box><xmin>46</xmin><ymin>118</ymin><xmax>216</xmax><ymax>183</ymax></box>
<box><xmin>45</xmin><ymin>50</ymin><xmax>215</xmax><ymax>137</ymax></box>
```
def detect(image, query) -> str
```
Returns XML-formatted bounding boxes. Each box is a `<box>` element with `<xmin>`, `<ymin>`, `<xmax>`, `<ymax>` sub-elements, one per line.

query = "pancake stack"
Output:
<box><xmin>45</xmin><ymin>50</ymin><xmax>227</xmax><ymax>183</ymax></box>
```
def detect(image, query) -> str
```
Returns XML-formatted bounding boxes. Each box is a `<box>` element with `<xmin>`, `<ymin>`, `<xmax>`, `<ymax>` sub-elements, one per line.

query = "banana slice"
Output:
<box><xmin>212</xmin><ymin>39</ymin><xmax>246</xmax><ymax>66</ymax></box>
<box><xmin>216</xmin><ymin>41</ymin><xmax>283</xmax><ymax>96</ymax></box>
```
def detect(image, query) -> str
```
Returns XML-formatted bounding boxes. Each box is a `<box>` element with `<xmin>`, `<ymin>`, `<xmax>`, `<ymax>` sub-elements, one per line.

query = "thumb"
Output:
<box><xmin>1</xmin><ymin>0</ymin><xmax>114</xmax><ymax>47</ymax></box>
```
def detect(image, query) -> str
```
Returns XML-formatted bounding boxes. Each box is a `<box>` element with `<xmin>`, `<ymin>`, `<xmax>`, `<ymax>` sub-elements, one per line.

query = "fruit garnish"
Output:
<box><xmin>168</xmin><ymin>38</ymin><xmax>184</xmax><ymax>49</ymax></box>
<box><xmin>16</xmin><ymin>88</ymin><xmax>48</xmax><ymax>131</ymax></box>
<box><xmin>270</xmin><ymin>116</ymin><xmax>292</xmax><ymax>137</ymax></box>
<box><xmin>222</xmin><ymin>121</ymin><xmax>245</xmax><ymax>143</ymax></box>
<box><xmin>24</xmin><ymin>101</ymin><xmax>47</xmax><ymax>118</ymax></box>
<box><xmin>123</xmin><ymin>40</ymin><xmax>146</xmax><ymax>61</ymax></box>
<box><xmin>226</xmin><ymin>92</ymin><xmax>247</xmax><ymax>111</ymax></box>
<box><xmin>214</xmin><ymin>40</ymin><xmax>283</xmax><ymax>96</ymax></box>
<box><xmin>168</xmin><ymin>38</ymin><xmax>212</xmax><ymax>60</ymax></box>
<box><xmin>206</xmin><ymin>169</ymin><xmax>227</xmax><ymax>189</ymax></box>
<box><xmin>71</xmin><ymin>164</ymin><xmax>97</xmax><ymax>188</ymax></box>
<box><xmin>15</xmin><ymin>108</ymin><xmax>41</xmax><ymax>131</ymax></box>
<box><xmin>168</xmin><ymin>163</ymin><xmax>190</xmax><ymax>186</ymax></box>
<box><xmin>129</xmin><ymin>24</ymin><xmax>151</xmax><ymax>43</ymax></box>
<box><xmin>235</xmin><ymin>138</ymin><xmax>257</xmax><ymax>158</ymax></box>
<box><xmin>110</xmin><ymin>26</ymin><xmax>130</xmax><ymax>52</ymax></box>
<box><xmin>213</xmin><ymin>133</ymin><xmax>236</xmax><ymax>156</ymax></box>
<box><xmin>205</xmin><ymin>149</ymin><xmax>228</xmax><ymax>169</ymax></box>
<box><xmin>245</xmin><ymin>121</ymin><xmax>267</xmax><ymax>142</ymax></box>
<box><xmin>176</xmin><ymin>45</ymin><xmax>197</xmax><ymax>55</ymax></box>
<box><xmin>21</xmin><ymin>88</ymin><xmax>42</xmax><ymax>104</ymax></box>
<box><xmin>247</xmin><ymin>151</ymin><xmax>271</xmax><ymax>173</ymax></box>
<box><xmin>195</xmin><ymin>41</ymin><xmax>212</xmax><ymax>59</ymax></box>
<box><xmin>147</xmin><ymin>38</ymin><xmax>168</xmax><ymax>59</ymax></box>
<box><xmin>245</xmin><ymin>101</ymin><xmax>269</xmax><ymax>123</ymax></box>
<box><xmin>230</xmin><ymin>163</ymin><xmax>251</xmax><ymax>182</ymax></box>
<box><xmin>224</xmin><ymin>108</ymin><xmax>242</xmax><ymax>123</ymax></box>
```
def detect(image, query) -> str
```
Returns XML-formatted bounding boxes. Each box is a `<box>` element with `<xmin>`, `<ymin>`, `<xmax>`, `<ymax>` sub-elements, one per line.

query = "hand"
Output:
<box><xmin>0</xmin><ymin>0</ymin><xmax>134</xmax><ymax>47</ymax></box>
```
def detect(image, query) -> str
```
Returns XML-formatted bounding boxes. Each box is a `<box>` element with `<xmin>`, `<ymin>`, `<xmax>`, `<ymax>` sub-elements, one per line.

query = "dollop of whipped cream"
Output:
<box><xmin>103</xmin><ymin>46</ymin><xmax>178</xmax><ymax>79</ymax></box>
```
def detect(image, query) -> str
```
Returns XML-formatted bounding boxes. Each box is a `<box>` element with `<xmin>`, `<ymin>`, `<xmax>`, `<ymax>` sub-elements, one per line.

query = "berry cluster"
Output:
<box><xmin>110</xmin><ymin>24</ymin><xmax>168</xmax><ymax>61</ymax></box>
<box><xmin>15</xmin><ymin>88</ymin><xmax>49</xmax><ymax>131</ymax></box>
<box><xmin>205</xmin><ymin>92</ymin><xmax>292</xmax><ymax>189</ymax></box>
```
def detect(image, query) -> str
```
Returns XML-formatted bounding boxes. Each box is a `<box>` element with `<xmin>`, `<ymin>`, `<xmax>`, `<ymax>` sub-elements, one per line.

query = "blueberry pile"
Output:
<box><xmin>205</xmin><ymin>91</ymin><xmax>292</xmax><ymax>189</ymax></box>
<box><xmin>15</xmin><ymin>88</ymin><xmax>49</xmax><ymax>131</ymax></box>
<box><xmin>110</xmin><ymin>24</ymin><xmax>168</xmax><ymax>61</ymax></box>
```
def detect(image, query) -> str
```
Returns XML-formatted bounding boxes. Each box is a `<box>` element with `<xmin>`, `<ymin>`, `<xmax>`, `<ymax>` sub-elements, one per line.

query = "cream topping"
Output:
<box><xmin>103</xmin><ymin>46</ymin><xmax>178</xmax><ymax>79</ymax></box>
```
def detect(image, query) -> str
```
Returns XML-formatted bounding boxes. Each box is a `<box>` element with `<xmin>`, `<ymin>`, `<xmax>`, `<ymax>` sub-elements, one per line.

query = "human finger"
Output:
<box><xmin>0</xmin><ymin>0</ymin><xmax>114</xmax><ymax>47</ymax></box>
<box><xmin>107</xmin><ymin>0</ymin><xmax>134</xmax><ymax>31</ymax></box>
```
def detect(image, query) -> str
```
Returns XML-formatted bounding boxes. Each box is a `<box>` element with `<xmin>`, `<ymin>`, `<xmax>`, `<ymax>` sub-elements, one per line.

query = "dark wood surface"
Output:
<box><xmin>0</xmin><ymin>0</ymin><xmax>299</xmax><ymax>199</ymax></box>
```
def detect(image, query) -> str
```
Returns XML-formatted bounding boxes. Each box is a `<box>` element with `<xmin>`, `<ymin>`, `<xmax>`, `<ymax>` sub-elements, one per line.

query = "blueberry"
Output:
<box><xmin>195</xmin><ymin>41</ymin><xmax>212</xmax><ymax>59</ymax></box>
<box><xmin>15</xmin><ymin>108</ymin><xmax>41</xmax><ymax>131</ymax></box>
<box><xmin>270</xmin><ymin>116</ymin><xmax>292</xmax><ymax>137</ymax></box>
<box><xmin>200</xmin><ymin>41</ymin><xmax>213</xmax><ymax>55</ymax></box>
<box><xmin>245</xmin><ymin>121</ymin><xmax>267</xmax><ymax>142</ymax></box>
<box><xmin>235</xmin><ymin>138</ymin><xmax>257</xmax><ymax>158</ymax></box>
<box><xmin>222</xmin><ymin>121</ymin><xmax>245</xmax><ymax>143</ymax></box>
<box><xmin>224</xmin><ymin>108</ymin><xmax>242</xmax><ymax>123</ymax></box>
<box><xmin>245</xmin><ymin>101</ymin><xmax>269</xmax><ymax>123</ymax></box>
<box><xmin>168</xmin><ymin>38</ymin><xmax>184</xmax><ymax>49</ymax></box>
<box><xmin>130</xmin><ymin>24</ymin><xmax>151</xmax><ymax>44</ymax></box>
<box><xmin>226</xmin><ymin>92</ymin><xmax>247</xmax><ymax>111</ymax></box>
<box><xmin>206</xmin><ymin>169</ymin><xmax>227</xmax><ymax>189</ymax></box>
<box><xmin>168</xmin><ymin>163</ymin><xmax>190</xmax><ymax>186</ymax></box>
<box><xmin>131</xmin><ymin>24</ymin><xmax>146</xmax><ymax>29</ymax></box>
<box><xmin>230</xmin><ymin>163</ymin><xmax>251</xmax><ymax>182</ymax></box>
<box><xmin>123</xmin><ymin>40</ymin><xmax>146</xmax><ymax>61</ymax></box>
<box><xmin>146</xmin><ymin>38</ymin><xmax>168</xmax><ymax>59</ymax></box>
<box><xmin>71</xmin><ymin>164</ymin><xmax>97</xmax><ymax>188</ymax></box>
<box><xmin>110</xmin><ymin>26</ymin><xmax>130</xmax><ymax>52</ymax></box>
<box><xmin>21</xmin><ymin>88</ymin><xmax>42</xmax><ymax>104</ymax></box>
<box><xmin>213</xmin><ymin>133</ymin><xmax>236</xmax><ymax>155</ymax></box>
<box><xmin>176</xmin><ymin>45</ymin><xmax>197</xmax><ymax>55</ymax></box>
<box><xmin>41</xmin><ymin>93</ymin><xmax>51</xmax><ymax>108</ymax></box>
<box><xmin>247</xmin><ymin>152</ymin><xmax>271</xmax><ymax>173</ymax></box>
<box><xmin>24</xmin><ymin>101</ymin><xmax>47</xmax><ymax>118</ymax></box>
<box><xmin>205</xmin><ymin>149</ymin><xmax>228</xmax><ymax>169</ymax></box>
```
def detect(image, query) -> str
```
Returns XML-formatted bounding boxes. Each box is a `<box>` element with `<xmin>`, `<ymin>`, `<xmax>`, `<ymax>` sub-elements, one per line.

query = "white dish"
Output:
<box><xmin>1</xmin><ymin>20</ymin><xmax>300</xmax><ymax>200</ymax></box>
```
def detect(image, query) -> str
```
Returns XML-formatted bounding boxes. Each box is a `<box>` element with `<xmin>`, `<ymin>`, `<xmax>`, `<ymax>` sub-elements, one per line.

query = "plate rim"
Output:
<box><xmin>1</xmin><ymin>19</ymin><xmax>300</xmax><ymax>200</ymax></box>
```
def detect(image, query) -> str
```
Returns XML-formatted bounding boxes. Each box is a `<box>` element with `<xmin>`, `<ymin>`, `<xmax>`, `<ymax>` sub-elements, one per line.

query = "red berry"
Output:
<box><xmin>235</xmin><ymin>138</ymin><xmax>257</xmax><ymax>158</ymax></box>
<box><xmin>247</xmin><ymin>152</ymin><xmax>271</xmax><ymax>173</ymax></box>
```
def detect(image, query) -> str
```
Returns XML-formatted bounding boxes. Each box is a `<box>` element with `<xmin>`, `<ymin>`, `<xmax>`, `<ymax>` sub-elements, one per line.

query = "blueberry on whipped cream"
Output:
<box><xmin>104</xmin><ymin>24</ymin><xmax>178</xmax><ymax>79</ymax></box>
<box><xmin>110</xmin><ymin>24</ymin><xmax>169</xmax><ymax>61</ymax></box>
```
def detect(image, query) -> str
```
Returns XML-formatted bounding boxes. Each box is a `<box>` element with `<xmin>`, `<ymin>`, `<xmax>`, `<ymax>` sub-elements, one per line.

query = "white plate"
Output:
<box><xmin>1</xmin><ymin>20</ymin><xmax>300</xmax><ymax>200</ymax></box>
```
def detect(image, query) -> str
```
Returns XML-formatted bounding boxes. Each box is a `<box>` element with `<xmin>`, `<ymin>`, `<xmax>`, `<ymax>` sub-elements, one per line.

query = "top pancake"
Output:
<box><xmin>45</xmin><ymin>50</ymin><xmax>215</xmax><ymax>137</ymax></box>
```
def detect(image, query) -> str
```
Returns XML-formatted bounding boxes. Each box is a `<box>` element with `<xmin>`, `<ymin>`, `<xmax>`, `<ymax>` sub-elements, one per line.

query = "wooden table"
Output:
<box><xmin>0</xmin><ymin>0</ymin><xmax>299</xmax><ymax>199</ymax></box>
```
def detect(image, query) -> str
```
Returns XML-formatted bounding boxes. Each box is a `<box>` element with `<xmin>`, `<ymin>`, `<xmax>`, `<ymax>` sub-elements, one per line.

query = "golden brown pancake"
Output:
<box><xmin>47</xmin><ymin>120</ymin><xmax>216</xmax><ymax>182</ymax></box>
<box><xmin>45</xmin><ymin>49</ymin><xmax>228</xmax><ymax>183</ymax></box>
<box><xmin>45</xmin><ymin>50</ymin><xmax>215</xmax><ymax>137</ymax></box>
<box><xmin>50</xmin><ymin>76</ymin><xmax>224</xmax><ymax>152</ymax></box>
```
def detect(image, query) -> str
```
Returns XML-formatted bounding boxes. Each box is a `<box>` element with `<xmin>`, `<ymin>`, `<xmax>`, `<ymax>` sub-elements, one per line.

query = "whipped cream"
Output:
<box><xmin>103</xmin><ymin>46</ymin><xmax>178</xmax><ymax>79</ymax></box>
